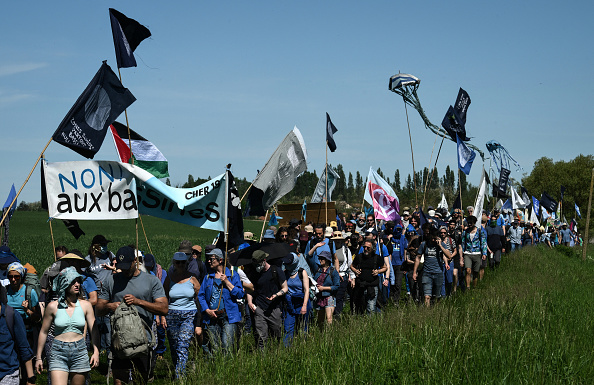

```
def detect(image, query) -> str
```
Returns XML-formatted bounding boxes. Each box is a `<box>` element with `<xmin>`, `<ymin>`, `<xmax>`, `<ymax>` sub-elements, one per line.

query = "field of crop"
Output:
<box><xmin>4</xmin><ymin>212</ymin><xmax>594</xmax><ymax>384</ymax></box>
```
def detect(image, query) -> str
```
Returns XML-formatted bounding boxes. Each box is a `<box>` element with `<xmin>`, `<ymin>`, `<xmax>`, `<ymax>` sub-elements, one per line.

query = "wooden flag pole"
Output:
<box><xmin>325</xmin><ymin>141</ymin><xmax>329</xmax><ymax>225</ymax></box>
<box><xmin>117</xmin><ymin>68</ymin><xmax>140</xmax><ymax>257</ymax></box>
<box><xmin>260</xmin><ymin>209</ymin><xmax>269</xmax><ymax>241</ymax></box>
<box><xmin>138</xmin><ymin>215</ymin><xmax>153</xmax><ymax>255</ymax></box>
<box><xmin>240</xmin><ymin>182</ymin><xmax>253</xmax><ymax>202</ymax></box>
<box><xmin>458</xmin><ymin>168</ymin><xmax>463</xmax><ymax>228</ymax></box>
<box><xmin>224</xmin><ymin>167</ymin><xmax>230</xmax><ymax>268</ymax></box>
<box><xmin>582</xmin><ymin>167</ymin><xmax>594</xmax><ymax>261</ymax></box>
<box><xmin>402</xmin><ymin>97</ymin><xmax>418</xmax><ymax>207</ymax></box>
<box><xmin>0</xmin><ymin>138</ymin><xmax>53</xmax><ymax>228</ymax></box>
<box><xmin>49</xmin><ymin>219</ymin><xmax>57</xmax><ymax>262</ymax></box>
<box><xmin>421</xmin><ymin>132</ymin><xmax>439</xmax><ymax>208</ymax></box>
<box><xmin>423</xmin><ymin>136</ymin><xmax>445</xmax><ymax>209</ymax></box>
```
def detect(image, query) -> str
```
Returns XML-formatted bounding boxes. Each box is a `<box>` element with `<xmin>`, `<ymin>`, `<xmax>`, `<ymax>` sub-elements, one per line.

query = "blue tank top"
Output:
<box><xmin>54</xmin><ymin>301</ymin><xmax>85</xmax><ymax>336</ymax></box>
<box><xmin>169</xmin><ymin>279</ymin><xmax>197</xmax><ymax>311</ymax></box>
<box><xmin>287</xmin><ymin>274</ymin><xmax>304</xmax><ymax>296</ymax></box>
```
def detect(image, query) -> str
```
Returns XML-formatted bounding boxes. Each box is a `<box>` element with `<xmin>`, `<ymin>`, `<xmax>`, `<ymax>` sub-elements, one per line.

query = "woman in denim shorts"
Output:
<box><xmin>313</xmin><ymin>251</ymin><xmax>340</xmax><ymax>328</ymax></box>
<box><xmin>36</xmin><ymin>267</ymin><xmax>99</xmax><ymax>385</ymax></box>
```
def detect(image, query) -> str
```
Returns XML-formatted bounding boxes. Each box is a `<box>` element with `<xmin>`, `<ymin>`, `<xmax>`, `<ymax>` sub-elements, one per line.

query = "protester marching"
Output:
<box><xmin>0</xmin><ymin>6</ymin><xmax>592</xmax><ymax>385</ymax></box>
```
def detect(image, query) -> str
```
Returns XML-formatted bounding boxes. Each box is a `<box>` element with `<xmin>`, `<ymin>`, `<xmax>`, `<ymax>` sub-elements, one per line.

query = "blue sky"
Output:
<box><xmin>1</xmin><ymin>1</ymin><xmax>593</xmax><ymax>204</ymax></box>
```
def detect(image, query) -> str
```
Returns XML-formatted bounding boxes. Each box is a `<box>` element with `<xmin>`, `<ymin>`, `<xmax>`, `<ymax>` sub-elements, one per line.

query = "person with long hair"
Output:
<box><xmin>161</xmin><ymin>252</ymin><xmax>200</xmax><ymax>377</ymax></box>
<box><xmin>36</xmin><ymin>267</ymin><xmax>99</xmax><ymax>385</ymax></box>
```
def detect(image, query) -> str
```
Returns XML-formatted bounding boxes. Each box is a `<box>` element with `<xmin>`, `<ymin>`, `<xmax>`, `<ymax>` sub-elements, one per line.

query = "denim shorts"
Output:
<box><xmin>48</xmin><ymin>338</ymin><xmax>90</xmax><ymax>373</ymax></box>
<box><xmin>422</xmin><ymin>271</ymin><xmax>443</xmax><ymax>297</ymax></box>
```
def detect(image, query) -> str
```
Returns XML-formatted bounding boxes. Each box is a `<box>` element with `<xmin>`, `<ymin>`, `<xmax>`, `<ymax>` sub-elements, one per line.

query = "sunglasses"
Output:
<box><xmin>7</xmin><ymin>274</ymin><xmax>21</xmax><ymax>280</ymax></box>
<box><xmin>363</xmin><ymin>246</ymin><xmax>372</xmax><ymax>250</ymax></box>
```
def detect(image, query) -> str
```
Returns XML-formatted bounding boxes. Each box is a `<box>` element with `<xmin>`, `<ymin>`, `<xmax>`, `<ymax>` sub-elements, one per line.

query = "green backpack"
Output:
<box><xmin>24</xmin><ymin>272</ymin><xmax>41</xmax><ymax>310</ymax></box>
<box><xmin>110</xmin><ymin>302</ymin><xmax>155</xmax><ymax>359</ymax></box>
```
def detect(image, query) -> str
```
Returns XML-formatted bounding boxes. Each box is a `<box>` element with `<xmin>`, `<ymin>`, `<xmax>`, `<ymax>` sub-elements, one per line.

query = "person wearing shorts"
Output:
<box><xmin>462</xmin><ymin>216</ymin><xmax>487</xmax><ymax>289</ymax></box>
<box><xmin>36</xmin><ymin>267</ymin><xmax>99</xmax><ymax>385</ymax></box>
<box><xmin>312</xmin><ymin>251</ymin><xmax>340</xmax><ymax>328</ymax></box>
<box><xmin>414</xmin><ymin>227</ymin><xmax>451</xmax><ymax>307</ymax></box>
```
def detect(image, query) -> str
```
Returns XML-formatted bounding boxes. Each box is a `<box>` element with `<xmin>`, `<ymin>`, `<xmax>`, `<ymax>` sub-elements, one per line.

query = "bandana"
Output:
<box><xmin>52</xmin><ymin>266</ymin><xmax>83</xmax><ymax>308</ymax></box>
<box><xmin>7</xmin><ymin>262</ymin><xmax>25</xmax><ymax>278</ymax></box>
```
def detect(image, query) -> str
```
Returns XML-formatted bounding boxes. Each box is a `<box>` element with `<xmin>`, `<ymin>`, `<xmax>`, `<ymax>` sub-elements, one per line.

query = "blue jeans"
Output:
<box><xmin>511</xmin><ymin>243</ymin><xmax>522</xmax><ymax>252</ymax></box>
<box><xmin>205</xmin><ymin>317</ymin><xmax>237</xmax><ymax>355</ymax></box>
<box><xmin>283</xmin><ymin>307</ymin><xmax>310</xmax><ymax>347</ymax></box>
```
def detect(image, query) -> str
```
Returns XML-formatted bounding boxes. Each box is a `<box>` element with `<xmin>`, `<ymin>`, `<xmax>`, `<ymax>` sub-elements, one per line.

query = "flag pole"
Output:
<box><xmin>583</xmin><ymin>167</ymin><xmax>593</xmax><ymax>261</ymax></box>
<box><xmin>224</xmin><ymin>166</ymin><xmax>230</xmax><ymax>268</ymax></box>
<box><xmin>138</xmin><ymin>216</ymin><xmax>153</xmax><ymax>255</ymax></box>
<box><xmin>240</xmin><ymin>182</ymin><xmax>253</xmax><ymax>203</ymax></box>
<box><xmin>0</xmin><ymin>138</ymin><xmax>53</xmax><ymax>228</ymax></box>
<box><xmin>421</xmin><ymin>132</ymin><xmax>439</xmax><ymax>208</ymax></box>
<box><xmin>117</xmin><ymin>67</ymin><xmax>141</xmax><ymax>257</ymax></box>
<box><xmin>48</xmin><ymin>219</ymin><xmax>57</xmax><ymax>262</ymax></box>
<box><xmin>402</xmin><ymin>97</ymin><xmax>418</xmax><ymax>207</ymax></box>
<box><xmin>423</xmin><ymin>136</ymin><xmax>445</xmax><ymax>209</ymax></box>
<box><xmin>325</xmin><ymin>141</ymin><xmax>329</xmax><ymax>225</ymax></box>
<box><xmin>458</xmin><ymin>168</ymin><xmax>463</xmax><ymax>228</ymax></box>
<box><xmin>260</xmin><ymin>209</ymin><xmax>269</xmax><ymax>241</ymax></box>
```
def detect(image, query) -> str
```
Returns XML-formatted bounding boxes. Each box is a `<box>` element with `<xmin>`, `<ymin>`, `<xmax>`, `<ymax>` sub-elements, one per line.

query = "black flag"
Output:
<box><xmin>441</xmin><ymin>105</ymin><xmax>469</xmax><ymax>142</ymax></box>
<box><xmin>540</xmin><ymin>192</ymin><xmax>558</xmax><ymax>213</ymax></box>
<box><xmin>560</xmin><ymin>185</ymin><xmax>566</xmax><ymax>202</ymax></box>
<box><xmin>225</xmin><ymin>171</ymin><xmax>244</xmax><ymax>248</ymax></box>
<box><xmin>52</xmin><ymin>62</ymin><xmax>136</xmax><ymax>158</ymax></box>
<box><xmin>326</xmin><ymin>113</ymin><xmax>338</xmax><ymax>152</ymax></box>
<box><xmin>109</xmin><ymin>9</ymin><xmax>151</xmax><ymax>69</ymax></box>
<box><xmin>62</xmin><ymin>220</ymin><xmax>85</xmax><ymax>240</ymax></box>
<box><xmin>454</xmin><ymin>88</ymin><xmax>471</xmax><ymax>124</ymax></box>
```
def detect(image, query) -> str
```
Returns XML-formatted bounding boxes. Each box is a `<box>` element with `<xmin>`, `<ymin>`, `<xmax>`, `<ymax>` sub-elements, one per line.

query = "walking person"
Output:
<box><xmin>161</xmin><ymin>252</ymin><xmax>200</xmax><ymax>377</ymax></box>
<box><xmin>96</xmin><ymin>246</ymin><xmax>168</xmax><ymax>385</ymax></box>
<box><xmin>281</xmin><ymin>253</ymin><xmax>311</xmax><ymax>346</ymax></box>
<box><xmin>462</xmin><ymin>216</ymin><xmax>488</xmax><ymax>289</ymax></box>
<box><xmin>312</xmin><ymin>251</ymin><xmax>340</xmax><ymax>328</ymax></box>
<box><xmin>197</xmin><ymin>248</ymin><xmax>244</xmax><ymax>355</ymax></box>
<box><xmin>35</xmin><ymin>267</ymin><xmax>99</xmax><ymax>385</ymax></box>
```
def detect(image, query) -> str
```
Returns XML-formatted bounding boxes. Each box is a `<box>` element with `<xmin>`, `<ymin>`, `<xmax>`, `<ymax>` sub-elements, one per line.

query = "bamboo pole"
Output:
<box><xmin>138</xmin><ymin>215</ymin><xmax>153</xmax><ymax>255</ymax></box>
<box><xmin>582</xmin><ymin>167</ymin><xmax>594</xmax><ymax>261</ymax></box>
<box><xmin>117</xmin><ymin>68</ymin><xmax>140</xmax><ymax>257</ymax></box>
<box><xmin>259</xmin><ymin>209</ymin><xmax>269</xmax><ymax>241</ymax></box>
<box><xmin>458</xmin><ymin>169</ymin><xmax>463</xmax><ymax>228</ymax></box>
<box><xmin>224</xmin><ymin>168</ymin><xmax>230</xmax><ymax>268</ymax></box>
<box><xmin>0</xmin><ymin>138</ymin><xmax>53</xmax><ymax>228</ymax></box>
<box><xmin>402</xmin><ymin>97</ymin><xmax>418</xmax><ymax>207</ymax></box>
<box><xmin>240</xmin><ymin>182</ymin><xmax>253</xmax><ymax>202</ymax></box>
<box><xmin>421</xmin><ymin>132</ymin><xmax>439</xmax><ymax>208</ymax></box>
<box><xmin>325</xmin><ymin>142</ymin><xmax>329</xmax><ymax>225</ymax></box>
<box><xmin>49</xmin><ymin>219</ymin><xmax>57</xmax><ymax>262</ymax></box>
<box><xmin>423</xmin><ymin>136</ymin><xmax>445</xmax><ymax>209</ymax></box>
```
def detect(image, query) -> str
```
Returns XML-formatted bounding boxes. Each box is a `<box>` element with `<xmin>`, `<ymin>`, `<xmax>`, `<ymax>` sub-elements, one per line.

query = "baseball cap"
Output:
<box><xmin>115</xmin><ymin>246</ymin><xmax>136</xmax><ymax>270</ymax></box>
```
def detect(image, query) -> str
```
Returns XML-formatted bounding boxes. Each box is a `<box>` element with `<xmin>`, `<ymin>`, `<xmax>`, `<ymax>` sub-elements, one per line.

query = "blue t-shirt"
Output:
<box><xmin>7</xmin><ymin>285</ymin><xmax>39</xmax><ymax>317</ymax></box>
<box><xmin>82</xmin><ymin>275</ymin><xmax>98</xmax><ymax>300</ymax></box>
<box><xmin>417</xmin><ymin>241</ymin><xmax>446</xmax><ymax>274</ymax></box>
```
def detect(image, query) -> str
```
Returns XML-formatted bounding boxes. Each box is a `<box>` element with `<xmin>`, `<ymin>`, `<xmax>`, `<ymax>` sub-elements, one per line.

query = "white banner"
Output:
<box><xmin>44</xmin><ymin>160</ymin><xmax>227</xmax><ymax>231</ymax></box>
<box><xmin>44</xmin><ymin>161</ymin><xmax>138</xmax><ymax>220</ymax></box>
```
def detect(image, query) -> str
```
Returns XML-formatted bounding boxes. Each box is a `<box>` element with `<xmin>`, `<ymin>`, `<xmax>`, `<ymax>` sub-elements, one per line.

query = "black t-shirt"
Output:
<box><xmin>254</xmin><ymin>265</ymin><xmax>286</xmax><ymax>311</ymax></box>
<box><xmin>352</xmin><ymin>253</ymin><xmax>383</xmax><ymax>286</ymax></box>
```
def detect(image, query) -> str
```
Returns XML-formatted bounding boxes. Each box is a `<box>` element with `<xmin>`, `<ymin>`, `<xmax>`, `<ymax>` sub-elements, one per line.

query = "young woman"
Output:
<box><xmin>281</xmin><ymin>253</ymin><xmax>310</xmax><ymax>346</ymax></box>
<box><xmin>312</xmin><ymin>251</ymin><xmax>340</xmax><ymax>328</ymax></box>
<box><xmin>36</xmin><ymin>267</ymin><xmax>99</xmax><ymax>385</ymax></box>
<box><xmin>160</xmin><ymin>252</ymin><xmax>200</xmax><ymax>378</ymax></box>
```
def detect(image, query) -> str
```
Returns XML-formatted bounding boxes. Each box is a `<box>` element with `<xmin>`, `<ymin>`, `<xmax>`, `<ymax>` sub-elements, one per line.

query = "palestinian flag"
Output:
<box><xmin>110</xmin><ymin>122</ymin><xmax>169</xmax><ymax>178</ymax></box>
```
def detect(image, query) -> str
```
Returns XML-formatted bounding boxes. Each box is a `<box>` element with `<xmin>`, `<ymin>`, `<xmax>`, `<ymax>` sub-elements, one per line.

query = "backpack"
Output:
<box><xmin>110</xmin><ymin>302</ymin><xmax>155</xmax><ymax>359</ymax></box>
<box><xmin>24</xmin><ymin>272</ymin><xmax>41</xmax><ymax>311</ymax></box>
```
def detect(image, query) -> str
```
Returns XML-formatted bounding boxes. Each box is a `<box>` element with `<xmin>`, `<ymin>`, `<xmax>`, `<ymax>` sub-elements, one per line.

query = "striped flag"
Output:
<box><xmin>110</xmin><ymin>122</ymin><xmax>169</xmax><ymax>178</ymax></box>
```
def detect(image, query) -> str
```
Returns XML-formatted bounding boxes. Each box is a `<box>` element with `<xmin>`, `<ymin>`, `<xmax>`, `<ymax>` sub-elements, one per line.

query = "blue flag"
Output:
<box><xmin>2</xmin><ymin>184</ymin><xmax>17</xmax><ymax>218</ymax></box>
<box><xmin>532</xmin><ymin>196</ymin><xmax>540</xmax><ymax>217</ymax></box>
<box><xmin>575</xmin><ymin>203</ymin><xmax>581</xmax><ymax>219</ymax></box>
<box><xmin>302</xmin><ymin>199</ymin><xmax>307</xmax><ymax>222</ymax></box>
<box><xmin>268</xmin><ymin>211</ymin><xmax>278</xmax><ymax>226</ymax></box>
<box><xmin>456</xmin><ymin>135</ymin><xmax>476</xmax><ymax>175</ymax></box>
<box><xmin>502</xmin><ymin>199</ymin><xmax>512</xmax><ymax>212</ymax></box>
<box><xmin>364</xmin><ymin>206</ymin><xmax>374</xmax><ymax>218</ymax></box>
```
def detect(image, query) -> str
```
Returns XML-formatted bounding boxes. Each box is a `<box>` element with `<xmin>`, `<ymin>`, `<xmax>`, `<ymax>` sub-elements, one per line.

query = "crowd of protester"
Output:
<box><xmin>0</xmin><ymin>205</ymin><xmax>583</xmax><ymax>384</ymax></box>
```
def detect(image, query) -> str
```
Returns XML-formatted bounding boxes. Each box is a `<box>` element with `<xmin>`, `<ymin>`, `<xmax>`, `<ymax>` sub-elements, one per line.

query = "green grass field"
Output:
<box><xmin>5</xmin><ymin>212</ymin><xmax>594</xmax><ymax>384</ymax></box>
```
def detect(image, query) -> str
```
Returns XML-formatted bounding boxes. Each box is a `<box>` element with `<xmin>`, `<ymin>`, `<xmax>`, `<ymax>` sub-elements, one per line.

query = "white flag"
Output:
<box><xmin>473</xmin><ymin>168</ymin><xmax>487</xmax><ymax>227</ymax></box>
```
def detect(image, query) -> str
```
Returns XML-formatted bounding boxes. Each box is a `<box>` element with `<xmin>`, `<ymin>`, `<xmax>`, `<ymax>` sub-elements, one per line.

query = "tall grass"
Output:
<box><xmin>6</xmin><ymin>213</ymin><xmax>594</xmax><ymax>384</ymax></box>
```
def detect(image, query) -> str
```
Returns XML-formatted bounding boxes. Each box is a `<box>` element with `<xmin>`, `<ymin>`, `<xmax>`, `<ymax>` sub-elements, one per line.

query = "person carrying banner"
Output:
<box><xmin>198</xmin><ymin>248</ymin><xmax>244</xmax><ymax>356</ymax></box>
